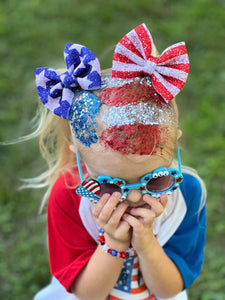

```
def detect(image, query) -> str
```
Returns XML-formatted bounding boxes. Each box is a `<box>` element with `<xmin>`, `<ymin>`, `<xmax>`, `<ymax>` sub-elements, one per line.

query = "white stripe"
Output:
<box><xmin>153</xmin><ymin>72</ymin><xmax>180</xmax><ymax>97</ymax></box>
<box><xmin>101</xmin><ymin>102</ymin><xmax>172</xmax><ymax>128</ymax></box>
<box><xmin>91</xmin><ymin>187</ymin><xmax>100</xmax><ymax>194</ymax></box>
<box><xmin>131</xmin><ymin>281</ymin><xmax>139</xmax><ymax>288</ymax></box>
<box><xmin>156</xmin><ymin>66</ymin><xmax>188</xmax><ymax>81</ymax></box>
<box><xmin>133</xmin><ymin>256</ymin><xmax>139</xmax><ymax>266</ymax></box>
<box><xmin>113</xmin><ymin>61</ymin><xmax>146</xmax><ymax>72</ymax></box>
<box><xmin>115</xmin><ymin>43</ymin><xmax>146</xmax><ymax>66</ymax></box>
<box><xmin>109</xmin><ymin>287</ymin><xmax>150</xmax><ymax>299</ymax></box>
<box><xmin>131</xmin><ymin>268</ymin><xmax>138</xmax><ymax>275</ymax></box>
<box><xmin>83</xmin><ymin>181</ymin><xmax>98</xmax><ymax>189</ymax></box>
<box><xmin>126</xmin><ymin>29</ymin><xmax>147</xmax><ymax>60</ymax></box>
<box><xmin>159</xmin><ymin>54</ymin><xmax>189</xmax><ymax>66</ymax></box>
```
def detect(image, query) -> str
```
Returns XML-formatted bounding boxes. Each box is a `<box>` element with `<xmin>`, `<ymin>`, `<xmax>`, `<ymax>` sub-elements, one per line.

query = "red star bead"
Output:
<box><xmin>117</xmin><ymin>180</ymin><xmax>124</xmax><ymax>185</ymax></box>
<box><xmin>139</xmin><ymin>187</ymin><xmax>146</xmax><ymax>191</ymax></box>
<box><xmin>176</xmin><ymin>177</ymin><xmax>183</xmax><ymax>182</ymax></box>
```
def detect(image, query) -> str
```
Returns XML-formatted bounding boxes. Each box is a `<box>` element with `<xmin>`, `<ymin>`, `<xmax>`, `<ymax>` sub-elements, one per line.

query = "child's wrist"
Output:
<box><xmin>98</xmin><ymin>229</ymin><xmax>134</xmax><ymax>258</ymax></box>
<box><xmin>104</xmin><ymin>232</ymin><xmax>130</xmax><ymax>251</ymax></box>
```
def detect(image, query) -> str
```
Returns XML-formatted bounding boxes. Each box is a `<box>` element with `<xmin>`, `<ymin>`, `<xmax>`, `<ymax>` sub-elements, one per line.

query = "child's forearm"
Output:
<box><xmin>138</xmin><ymin>236</ymin><xmax>184</xmax><ymax>298</ymax></box>
<box><xmin>71</xmin><ymin>244</ymin><xmax>126</xmax><ymax>300</ymax></box>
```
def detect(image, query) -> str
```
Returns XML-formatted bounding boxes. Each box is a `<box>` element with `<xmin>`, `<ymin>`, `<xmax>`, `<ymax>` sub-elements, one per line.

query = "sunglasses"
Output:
<box><xmin>76</xmin><ymin>146</ymin><xmax>183</xmax><ymax>202</ymax></box>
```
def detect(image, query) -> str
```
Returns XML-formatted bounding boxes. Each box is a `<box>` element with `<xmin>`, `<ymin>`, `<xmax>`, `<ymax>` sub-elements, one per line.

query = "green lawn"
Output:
<box><xmin>0</xmin><ymin>0</ymin><xmax>224</xmax><ymax>299</ymax></box>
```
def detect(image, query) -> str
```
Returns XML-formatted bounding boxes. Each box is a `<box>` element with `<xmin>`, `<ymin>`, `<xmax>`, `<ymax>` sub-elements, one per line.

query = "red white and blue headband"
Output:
<box><xmin>35</xmin><ymin>24</ymin><xmax>189</xmax><ymax>152</ymax></box>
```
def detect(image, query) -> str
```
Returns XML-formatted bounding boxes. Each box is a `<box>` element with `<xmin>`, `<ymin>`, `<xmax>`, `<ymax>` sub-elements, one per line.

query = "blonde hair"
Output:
<box><xmin>19</xmin><ymin>105</ymin><xmax>76</xmax><ymax>211</ymax></box>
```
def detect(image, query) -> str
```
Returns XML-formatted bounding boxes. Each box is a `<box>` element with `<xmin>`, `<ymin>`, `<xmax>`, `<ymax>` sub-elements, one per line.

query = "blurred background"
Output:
<box><xmin>0</xmin><ymin>0</ymin><xmax>224</xmax><ymax>299</ymax></box>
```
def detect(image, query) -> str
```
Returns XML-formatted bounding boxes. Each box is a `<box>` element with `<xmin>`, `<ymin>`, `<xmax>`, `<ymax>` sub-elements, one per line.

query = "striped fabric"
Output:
<box><xmin>112</xmin><ymin>23</ymin><xmax>189</xmax><ymax>103</ymax></box>
<box><xmin>82</xmin><ymin>179</ymin><xmax>100</xmax><ymax>195</ymax></box>
<box><xmin>107</xmin><ymin>255</ymin><xmax>155</xmax><ymax>300</ymax></box>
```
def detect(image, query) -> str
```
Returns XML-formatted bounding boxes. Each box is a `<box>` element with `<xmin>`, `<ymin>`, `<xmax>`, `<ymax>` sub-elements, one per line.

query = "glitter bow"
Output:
<box><xmin>35</xmin><ymin>43</ymin><xmax>101</xmax><ymax>119</ymax></box>
<box><xmin>112</xmin><ymin>24</ymin><xmax>189</xmax><ymax>103</ymax></box>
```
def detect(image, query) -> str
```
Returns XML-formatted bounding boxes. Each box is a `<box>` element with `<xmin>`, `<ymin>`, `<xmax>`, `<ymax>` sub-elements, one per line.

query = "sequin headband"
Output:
<box><xmin>35</xmin><ymin>23</ymin><xmax>189</xmax><ymax>151</ymax></box>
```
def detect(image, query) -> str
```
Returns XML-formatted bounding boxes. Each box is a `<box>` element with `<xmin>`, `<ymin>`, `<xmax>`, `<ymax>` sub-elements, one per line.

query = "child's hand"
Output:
<box><xmin>92</xmin><ymin>192</ymin><xmax>131</xmax><ymax>250</ymax></box>
<box><xmin>122</xmin><ymin>194</ymin><xmax>168</xmax><ymax>253</ymax></box>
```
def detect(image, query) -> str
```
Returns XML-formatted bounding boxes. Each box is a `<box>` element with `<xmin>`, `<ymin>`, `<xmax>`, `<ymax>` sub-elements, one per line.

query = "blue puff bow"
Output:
<box><xmin>35</xmin><ymin>43</ymin><xmax>101</xmax><ymax>119</ymax></box>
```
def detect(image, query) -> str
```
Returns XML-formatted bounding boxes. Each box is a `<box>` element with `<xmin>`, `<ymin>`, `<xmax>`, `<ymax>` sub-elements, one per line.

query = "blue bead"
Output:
<box><xmin>110</xmin><ymin>250</ymin><xmax>118</xmax><ymax>256</ymax></box>
<box><xmin>99</xmin><ymin>229</ymin><xmax>104</xmax><ymax>234</ymax></box>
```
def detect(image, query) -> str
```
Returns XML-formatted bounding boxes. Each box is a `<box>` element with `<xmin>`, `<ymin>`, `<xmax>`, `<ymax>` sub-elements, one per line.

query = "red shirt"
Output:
<box><xmin>47</xmin><ymin>170</ymin><xmax>97</xmax><ymax>292</ymax></box>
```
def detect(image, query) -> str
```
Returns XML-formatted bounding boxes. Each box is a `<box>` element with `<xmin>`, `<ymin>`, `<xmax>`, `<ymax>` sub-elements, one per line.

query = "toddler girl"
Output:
<box><xmin>34</xmin><ymin>24</ymin><xmax>206</xmax><ymax>300</ymax></box>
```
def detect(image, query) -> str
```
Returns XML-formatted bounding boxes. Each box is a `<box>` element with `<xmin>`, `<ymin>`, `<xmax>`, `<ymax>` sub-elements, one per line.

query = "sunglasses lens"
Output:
<box><xmin>99</xmin><ymin>183</ymin><xmax>121</xmax><ymax>197</ymax></box>
<box><xmin>146</xmin><ymin>175</ymin><xmax>175</xmax><ymax>193</ymax></box>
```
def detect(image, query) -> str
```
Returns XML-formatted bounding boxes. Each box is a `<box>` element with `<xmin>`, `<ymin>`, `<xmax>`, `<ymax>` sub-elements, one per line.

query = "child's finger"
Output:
<box><xmin>159</xmin><ymin>194</ymin><xmax>168</xmax><ymax>208</ymax></box>
<box><xmin>107</xmin><ymin>201</ymin><xmax>129</xmax><ymax>228</ymax></box>
<box><xmin>122</xmin><ymin>213</ymin><xmax>143</xmax><ymax>232</ymax></box>
<box><xmin>143</xmin><ymin>194</ymin><xmax>166</xmax><ymax>217</ymax></box>
<box><xmin>129</xmin><ymin>206</ymin><xmax>156</xmax><ymax>225</ymax></box>
<box><xmin>92</xmin><ymin>193</ymin><xmax>111</xmax><ymax>217</ymax></box>
<box><xmin>93</xmin><ymin>192</ymin><xmax>121</xmax><ymax>224</ymax></box>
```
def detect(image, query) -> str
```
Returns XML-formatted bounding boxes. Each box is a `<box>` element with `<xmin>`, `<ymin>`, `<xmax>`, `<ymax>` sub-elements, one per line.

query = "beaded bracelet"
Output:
<box><xmin>98</xmin><ymin>229</ymin><xmax>135</xmax><ymax>259</ymax></box>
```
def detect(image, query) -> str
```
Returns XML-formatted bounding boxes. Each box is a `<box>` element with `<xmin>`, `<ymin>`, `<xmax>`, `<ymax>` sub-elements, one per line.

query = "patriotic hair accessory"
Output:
<box><xmin>35</xmin><ymin>43</ymin><xmax>101</xmax><ymax>119</ymax></box>
<box><xmin>111</xmin><ymin>23</ymin><xmax>189</xmax><ymax>103</ymax></box>
<box><xmin>98</xmin><ymin>23</ymin><xmax>189</xmax><ymax>155</ymax></box>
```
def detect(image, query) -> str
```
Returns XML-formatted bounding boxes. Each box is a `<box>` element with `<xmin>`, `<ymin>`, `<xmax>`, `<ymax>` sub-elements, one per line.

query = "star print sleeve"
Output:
<box><xmin>163</xmin><ymin>173</ymin><xmax>206</xmax><ymax>289</ymax></box>
<box><xmin>47</xmin><ymin>171</ymin><xmax>97</xmax><ymax>293</ymax></box>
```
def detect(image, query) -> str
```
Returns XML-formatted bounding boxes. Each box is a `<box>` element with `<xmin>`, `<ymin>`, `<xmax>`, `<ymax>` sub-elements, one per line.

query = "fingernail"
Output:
<box><xmin>112</xmin><ymin>192</ymin><xmax>121</xmax><ymax>197</ymax></box>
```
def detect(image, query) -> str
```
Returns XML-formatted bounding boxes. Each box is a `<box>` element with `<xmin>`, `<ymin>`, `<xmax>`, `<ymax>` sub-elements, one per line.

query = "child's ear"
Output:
<box><xmin>177</xmin><ymin>129</ymin><xmax>182</xmax><ymax>140</ymax></box>
<box><xmin>69</xmin><ymin>144</ymin><xmax>76</xmax><ymax>154</ymax></box>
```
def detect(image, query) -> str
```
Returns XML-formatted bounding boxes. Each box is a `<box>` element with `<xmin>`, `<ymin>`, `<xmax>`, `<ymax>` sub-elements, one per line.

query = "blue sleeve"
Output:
<box><xmin>163</xmin><ymin>173</ymin><xmax>206</xmax><ymax>289</ymax></box>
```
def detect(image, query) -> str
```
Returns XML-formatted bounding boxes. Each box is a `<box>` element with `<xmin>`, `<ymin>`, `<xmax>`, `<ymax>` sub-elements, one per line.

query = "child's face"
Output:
<box><xmin>80</xmin><ymin>146</ymin><xmax>173</xmax><ymax>207</ymax></box>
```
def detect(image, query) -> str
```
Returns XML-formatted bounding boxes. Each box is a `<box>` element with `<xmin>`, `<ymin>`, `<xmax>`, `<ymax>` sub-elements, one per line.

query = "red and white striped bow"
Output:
<box><xmin>112</xmin><ymin>23</ymin><xmax>189</xmax><ymax>103</ymax></box>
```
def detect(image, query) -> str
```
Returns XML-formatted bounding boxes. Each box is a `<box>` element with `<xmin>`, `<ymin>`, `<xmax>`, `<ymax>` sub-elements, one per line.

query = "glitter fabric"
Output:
<box><xmin>99</xmin><ymin>124</ymin><xmax>168</xmax><ymax>155</ymax></box>
<box><xmin>35</xmin><ymin>43</ymin><xmax>101</xmax><ymax>119</ymax></box>
<box><xmin>68</xmin><ymin>90</ymin><xmax>102</xmax><ymax>147</ymax></box>
<box><xmin>99</xmin><ymin>76</ymin><xmax>173</xmax><ymax>155</ymax></box>
<box><xmin>99</xmin><ymin>79</ymin><xmax>164</xmax><ymax>107</ymax></box>
<box><xmin>112</xmin><ymin>23</ymin><xmax>189</xmax><ymax>103</ymax></box>
<box><xmin>101</xmin><ymin>102</ymin><xmax>169</xmax><ymax>127</ymax></box>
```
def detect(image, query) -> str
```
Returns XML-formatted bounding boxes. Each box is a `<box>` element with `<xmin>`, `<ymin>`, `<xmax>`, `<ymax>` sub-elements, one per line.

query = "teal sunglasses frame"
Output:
<box><xmin>76</xmin><ymin>146</ymin><xmax>183</xmax><ymax>202</ymax></box>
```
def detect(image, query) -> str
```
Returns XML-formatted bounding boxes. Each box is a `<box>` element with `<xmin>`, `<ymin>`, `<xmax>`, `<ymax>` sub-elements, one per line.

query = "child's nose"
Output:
<box><xmin>125</xmin><ymin>189</ymin><xmax>142</xmax><ymax>203</ymax></box>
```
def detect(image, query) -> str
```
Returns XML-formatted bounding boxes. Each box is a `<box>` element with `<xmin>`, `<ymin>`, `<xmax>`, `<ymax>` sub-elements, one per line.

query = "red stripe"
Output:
<box><xmin>83</xmin><ymin>181</ymin><xmax>98</xmax><ymax>189</ymax></box>
<box><xmin>162</xmin><ymin>63</ymin><xmax>189</xmax><ymax>73</ymax></box>
<box><xmin>162</xmin><ymin>75</ymin><xmax>186</xmax><ymax>90</ymax></box>
<box><xmin>100</xmin><ymin>124</ymin><xmax>168</xmax><ymax>155</ymax></box>
<box><xmin>131</xmin><ymin>283</ymin><xmax>148</xmax><ymax>294</ymax></box>
<box><xmin>112</xmin><ymin>70</ymin><xmax>142</xmax><ymax>79</ymax></box>
<box><xmin>132</xmin><ymin>274</ymin><xmax>138</xmax><ymax>281</ymax></box>
<box><xmin>113</xmin><ymin>52</ymin><xmax>135</xmax><ymax>64</ymax></box>
<box><xmin>134</xmin><ymin>24</ymin><xmax>153</xmax><ymax>59</ymax></box>
<box><xmin>106</xmin><ymin>295</ymin><xmax>154</xmax><ymax>300</ymax></box>
<box><xmin>152</xmin><ymin>74</ymin><xmax>174</xmax><ymax>103</ymax></box>
<box><xmin>119</xmin><ymin>35</ymin><xmax>143</xmax><ymax>59</ymax></box>
<box><xmin>160</xmin><ymin>43</ymin><xmax>188</xmax><ymax>62</ymax></box>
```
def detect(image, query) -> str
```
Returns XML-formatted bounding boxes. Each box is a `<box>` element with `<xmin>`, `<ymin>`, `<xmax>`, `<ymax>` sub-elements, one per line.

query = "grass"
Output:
<box><xmin>0</xmin><ymin>0</ymin><xmax>224</xmax><ymax>299</ymax></box>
